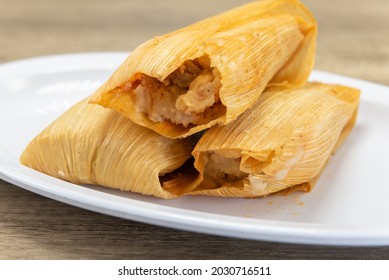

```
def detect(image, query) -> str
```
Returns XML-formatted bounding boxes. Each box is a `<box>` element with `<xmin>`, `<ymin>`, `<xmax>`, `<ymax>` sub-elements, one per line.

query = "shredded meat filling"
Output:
<box><xmin>175</xmin><ymin>71</ymin><xmax>221</xmax><ymax>115</ymax></box>
<box><xmin>130</xmin><ymin>56</ymin><xmax>224</xmax><ymax>127</ymax></box>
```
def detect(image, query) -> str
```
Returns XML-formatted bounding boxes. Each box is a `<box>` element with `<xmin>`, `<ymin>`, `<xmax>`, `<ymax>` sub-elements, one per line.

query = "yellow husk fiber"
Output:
<box><xmin>90</xmin><ymin>0</ymin><xmax>317</xmax><ymax>139</ymax></box>
<box><xmin>20</xmin><ymin>98</ymin><xmax>195</xmax><ymax>199</ymax></box>
<box><xmin>189</xmin><ymin>83</ymin><xmax>360</xmax><ymax>198</ymax></box>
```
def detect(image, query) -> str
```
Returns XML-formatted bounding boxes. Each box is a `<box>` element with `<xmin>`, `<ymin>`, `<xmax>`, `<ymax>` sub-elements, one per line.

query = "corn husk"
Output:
<box><xmin>189</xmin><ymin>83</ymin><xmax>360</xmax><ymax>198</ymax></box>
<box><xmin>90</xmin><ymin>0</ymin><xmax>317</xmax><ymax>139</ymax></box>
<box><xmin>20</xmin><ymin>98</ymin><xmax>195</xmax><ymax>199</ymax></box>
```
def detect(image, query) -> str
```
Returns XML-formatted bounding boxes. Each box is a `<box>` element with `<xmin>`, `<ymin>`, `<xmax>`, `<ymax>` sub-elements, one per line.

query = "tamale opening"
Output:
<box><xmin>193</xmin><ymin>148</ymin><xmax>310</xmax><ymax>197</ymax></box>
<box><xmin>199</xmin><ymin>150</ymin><xmax>272</xmax><ymax>191</ymax></box>
<box><xmin>120</xmin><ymin>56</ymin><xmax>226</xmax><ymax>128</ymax></box>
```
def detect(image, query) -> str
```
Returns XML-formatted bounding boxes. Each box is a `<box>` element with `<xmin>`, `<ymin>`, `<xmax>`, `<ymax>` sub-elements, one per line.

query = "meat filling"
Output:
<box><xmin>130</xmin><ymin>56</ymin><xmax>224</xmax><ymax>127</ymax></box>
<box><xmin>204</xmin><ymin>150</ymin><xmax>247</xmax><ymax>185</ymax></box>
<box><xmin>203</xmin><ymin>150</ymin><xmax>270</xmax><ymax>192</ymax></box>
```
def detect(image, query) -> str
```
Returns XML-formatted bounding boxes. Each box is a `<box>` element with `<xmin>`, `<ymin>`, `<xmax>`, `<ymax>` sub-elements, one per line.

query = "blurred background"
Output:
<box><xmin>0</xmin><ymin>0</ymin><xmax>388</xmax><ymax>85</ymax></box>
<box><xmin>1</xmin><ymin>0</ymin><xmax>389</xmax><ymax>259</ymax></box>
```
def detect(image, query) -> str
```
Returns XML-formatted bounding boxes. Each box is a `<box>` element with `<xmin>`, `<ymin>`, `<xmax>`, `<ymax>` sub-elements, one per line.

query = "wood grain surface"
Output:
<box><xmin>1</xmin><ymin>0</ymin><xmax>388</xmax><ymax>259</ymax></box>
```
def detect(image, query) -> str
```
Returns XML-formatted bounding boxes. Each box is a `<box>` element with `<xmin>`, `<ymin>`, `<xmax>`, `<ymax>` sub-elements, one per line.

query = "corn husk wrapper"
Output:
<box><xmin>189</xmin><ymin>83</ymin><xmax>360</xmax><ymax>198</ymax></box>
<box><xmin>20</xmin><ymin>99</ymin><xmax>196</xmax><ymax>199</ymax></box>
<box><xmin>90</xmin><ymin>0</ymin><xmax>317</xmax><ymax>139</ymax></box>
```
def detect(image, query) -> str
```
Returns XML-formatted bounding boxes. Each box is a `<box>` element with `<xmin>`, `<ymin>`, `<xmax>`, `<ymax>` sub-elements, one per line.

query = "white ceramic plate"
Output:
<box><xmin>1</xmin><ymin>53</ymin><xmax>388</xmax><ymax>246</ymax></box>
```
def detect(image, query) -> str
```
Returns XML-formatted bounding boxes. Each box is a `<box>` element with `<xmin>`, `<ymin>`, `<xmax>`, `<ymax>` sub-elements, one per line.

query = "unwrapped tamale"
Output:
<box><xmin>20</xmin><ymin>98</ymin><xmax>196</xmax><ymax>199</ymax></box>
<box><xmin>90</xmin><ymin>0</ymin><xmax>317</xmax><ymax>138</ymax></box>
<box><xmin>189</xmin><ymin>83</ymin><xmax>360</xmax><ymax>198</ymax></box>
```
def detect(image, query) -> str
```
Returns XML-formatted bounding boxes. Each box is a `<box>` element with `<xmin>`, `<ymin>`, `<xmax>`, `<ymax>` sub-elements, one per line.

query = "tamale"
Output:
<box><xmin>189</xmin><ymin>83</ymin><xmax>360</xmax><ymax>198</ymax></box>
<box><xmin>90</xmin><ymin>0</ymin><xmax>317</xmax><ymax>139</ymax></box>
<box><xmin>20</xmin><ymin>98</ymin><xmax>196</xmax><ymax>199</ymax></box>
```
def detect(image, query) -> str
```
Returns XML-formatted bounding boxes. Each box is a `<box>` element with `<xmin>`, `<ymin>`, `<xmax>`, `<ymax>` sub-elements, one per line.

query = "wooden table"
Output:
<box><xmin>1</xmin><ymin>0</ymin><xmax>388</xmax><ymax>259</ymax></box>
